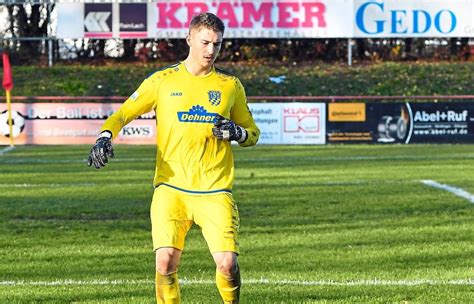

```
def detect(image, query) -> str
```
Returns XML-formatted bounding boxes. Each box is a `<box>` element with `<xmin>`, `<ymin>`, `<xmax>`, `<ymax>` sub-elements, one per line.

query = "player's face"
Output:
<box><xmin>187</xmin><ymin>27</ymin><xmax>223</xmax><ymax>69</ymax></box>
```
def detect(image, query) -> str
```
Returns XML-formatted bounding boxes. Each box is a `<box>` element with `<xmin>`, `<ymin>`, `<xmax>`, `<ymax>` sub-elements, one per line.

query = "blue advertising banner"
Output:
<box><xmin>327</xmin><ymin>102</ymin><xmax>474</xmax><ymax>144</ymax></box>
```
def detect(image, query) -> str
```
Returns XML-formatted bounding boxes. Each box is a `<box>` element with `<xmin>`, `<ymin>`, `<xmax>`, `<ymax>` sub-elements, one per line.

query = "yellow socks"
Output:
<box><xmin>155</xmin><ymin>269</ymin><xmax>240</xmax><ymax>303</ymax></box>
<box><xmin>156</xmin><ymin>271</ymin><xmax>180</xmax><ymax>304</ymax></box>
<box><xmin>216</xmin><ymin>269</ymin><xmax>241</xmax><ymax>304</ymax></box>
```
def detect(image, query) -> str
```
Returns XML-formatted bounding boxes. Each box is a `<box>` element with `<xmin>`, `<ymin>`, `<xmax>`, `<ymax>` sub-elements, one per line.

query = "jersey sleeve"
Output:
<box><xmin>230</xmin><ymin>79</ymin><xmax>260</xmax><ymax>147</ymax></box>
<box><xmin>101</xmin><ymin>77</ymin><xmax>159</xmax><ymax>138</ymax></box>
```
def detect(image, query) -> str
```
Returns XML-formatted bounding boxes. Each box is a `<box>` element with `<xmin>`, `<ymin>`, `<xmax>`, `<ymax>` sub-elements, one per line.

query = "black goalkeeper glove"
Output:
<box><xmin>212</xmin><ymin>115</ymin><xmax>248</xmax><ymax>143</ymax></box>
<box><xmin>87</xmin><ymin>131</ymin><xmax>114</xmax><ymax>169</ymax></box>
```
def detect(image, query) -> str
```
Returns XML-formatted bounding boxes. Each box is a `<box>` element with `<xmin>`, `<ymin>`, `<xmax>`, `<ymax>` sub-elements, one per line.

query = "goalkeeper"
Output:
<box><xmin>87</xmin><ymin>13</ymin><xmax>259</xmax><ymax>304</ymax></box>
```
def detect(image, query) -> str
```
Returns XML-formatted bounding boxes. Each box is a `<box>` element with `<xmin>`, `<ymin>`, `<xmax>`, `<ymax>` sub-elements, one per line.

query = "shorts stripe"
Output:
<box><xmin>156</xmin><ymin>183</ymin><xmax>232</xmax><ymax>195</ymax></box>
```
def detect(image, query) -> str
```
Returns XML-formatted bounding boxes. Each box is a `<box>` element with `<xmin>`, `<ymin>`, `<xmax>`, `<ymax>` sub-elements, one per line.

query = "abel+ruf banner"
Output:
<box><xmin>56</xmin><ymin>0</ymin><xmax>474</xmax><ymax>39</ymax></box>
<box><xmin>326</xmin><ymin>102</ymin><xmax>474</xmax><ymax>144</ymax></box>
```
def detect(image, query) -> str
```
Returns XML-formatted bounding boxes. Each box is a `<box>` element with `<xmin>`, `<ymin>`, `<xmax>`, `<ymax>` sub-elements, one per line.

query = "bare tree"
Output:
<box><xmin>4</xmin><ymin>2</ymin><xmax>54</xmax><ymax>62</ymax></box>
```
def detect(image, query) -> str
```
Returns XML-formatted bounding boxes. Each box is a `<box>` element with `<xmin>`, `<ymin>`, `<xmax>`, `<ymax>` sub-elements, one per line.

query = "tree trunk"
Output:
<box><xmin>6</xmin><ymin>4</ymin><xmax>53</xmax><ymax>63</ymax></box>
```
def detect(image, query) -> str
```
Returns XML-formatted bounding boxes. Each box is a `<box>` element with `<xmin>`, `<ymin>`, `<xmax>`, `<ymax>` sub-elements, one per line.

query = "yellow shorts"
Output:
<box><xmin>150</xmin><ymin>185</ymin><xmax>240</xmax><ymax>254</ymax></box>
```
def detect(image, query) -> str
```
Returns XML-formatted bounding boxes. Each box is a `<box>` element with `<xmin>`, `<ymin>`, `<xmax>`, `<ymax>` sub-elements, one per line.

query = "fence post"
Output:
<box><xmin>48</xmin><ymin>3</ymin><xmax>53</xmax><ymax>67</ymax></box>
<box><xmin>348</xmin><ymin>38</ymin><xmax>353</xmax><ymax>66</ymax></box>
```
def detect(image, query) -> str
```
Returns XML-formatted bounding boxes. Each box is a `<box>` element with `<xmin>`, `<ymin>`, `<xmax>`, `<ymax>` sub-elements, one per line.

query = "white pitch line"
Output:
<box><xmin>0</xmin><ymin>183</ymin><xmax>98</xmax><ymax>188</ymax></box>
<box><xmin>421</xmin><ymin>180</ymin><xmax>474</xmax><ymax>203</ymax></box>
<box><xmin>0</xmin><ymin>183</ymin><xmax>152</xmax><ymax>188</ymax></box>
<box><xmin>0</xmin><ymin>146</ymin><xmax>15</xmax><ymax>155</ymax></box>
<box><xmin>0</xmin><ymin>278</ymin><xmax>472</xmax><ymax>287</ymax></box>
<box><xmin>1</xmin><ymin>154</ymin><xmax>473</xmax><ymax>164</ymax></box>
<box><xmin>0</xmin><ymin>158</ymin><xmax>154</xmax><ymax>164</ymax></box>
<box><xmin>0</xmin><ymin>180</ymin><xmax>412</xmax><ymax>189</ymax></box>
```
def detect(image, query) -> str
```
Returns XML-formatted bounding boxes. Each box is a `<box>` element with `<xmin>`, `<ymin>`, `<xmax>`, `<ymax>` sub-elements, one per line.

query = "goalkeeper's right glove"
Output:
<box><xmin>87</xmin><ymin>130</ymin><xmax>114</xmax><ymax>169</ymax></box>
<box><xmin>212</xmin><ymin>115</ymin><xmax>248</xmax><ymax>143</ymax></box>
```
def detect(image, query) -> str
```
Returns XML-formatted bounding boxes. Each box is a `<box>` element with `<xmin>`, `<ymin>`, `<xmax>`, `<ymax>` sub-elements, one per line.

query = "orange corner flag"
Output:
<box><xmin>2</xmin><ymin>52</ymin><xmax>14</xmax><ymax>91</ymax></box>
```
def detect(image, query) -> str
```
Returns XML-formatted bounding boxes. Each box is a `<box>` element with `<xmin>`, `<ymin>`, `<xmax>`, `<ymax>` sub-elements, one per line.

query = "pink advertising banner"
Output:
<box><xmin>57</xmin><ymin>0</ymin><xmax>353</xmax><ymax>39</ymax></box>
<box><xmin>0</xmin><ymin>103</ymin><xmax>156</xmax><ymax>145</ymax></box>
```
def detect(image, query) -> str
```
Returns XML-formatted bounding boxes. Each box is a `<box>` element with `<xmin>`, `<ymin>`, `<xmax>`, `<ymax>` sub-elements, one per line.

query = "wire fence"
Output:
<box><xmin>1</xmin><ymin>2</ymin><xmax>473</xmax><ymax>66</ymax></box>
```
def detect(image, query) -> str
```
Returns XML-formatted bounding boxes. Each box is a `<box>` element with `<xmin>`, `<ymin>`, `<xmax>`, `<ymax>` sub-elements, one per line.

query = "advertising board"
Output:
<box><xmin>2</xmin><ymin>102</ymin><xmax>471</xmax><ymax>145</ymax></box>
<box><xmin>0</xmin><ymin>102</ymin><xmax>326</xmax><ymax>145</ymax></box>
<box><xmin>327</xmin><ymin>102</ymin><xmax>474</xmax><ymax>143</ymax></box>
<box><xmin>0</xmin><ymin>103</ymin><xmax>156</xmax><ymax>145</ymax></box>
<box><xmin>249</xmin><ymin>103</ymin><xmax>326</xmax><ymax>144</ymax></box>
<box><xmin>56</xmin><ymin>1</ymin><xmax>474</xmax><ymax>38</ymax></box>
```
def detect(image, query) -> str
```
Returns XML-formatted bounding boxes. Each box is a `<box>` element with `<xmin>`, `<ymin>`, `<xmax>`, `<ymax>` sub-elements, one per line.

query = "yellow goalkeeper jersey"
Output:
<box><xmin>102</xmin><ymin>62</ymin><xmax>260</xmax><ymax>194</ymax></box>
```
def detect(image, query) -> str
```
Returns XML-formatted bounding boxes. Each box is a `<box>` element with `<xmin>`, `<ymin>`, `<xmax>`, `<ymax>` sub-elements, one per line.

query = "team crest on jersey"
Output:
<box><xmin>177</xmin><ymin>105</ymin><xmax>217</xmax><ymax>123</ymax></box>
<box><xmin>208</xmin><ymin>91</ymin><xmax>222</xmax><ymax>106</ymax></box>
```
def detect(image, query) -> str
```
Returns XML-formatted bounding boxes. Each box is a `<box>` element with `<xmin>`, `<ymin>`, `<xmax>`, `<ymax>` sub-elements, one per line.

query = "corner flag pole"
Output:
<box><xmin>6</xmin><ymin>91</ymin><xmax>14</xmax><ymax>147</ymax></box>
<box><xmin>2</xmin><ymin>51</ymin><xmax>14</xmax><ymax>147</ymax></box>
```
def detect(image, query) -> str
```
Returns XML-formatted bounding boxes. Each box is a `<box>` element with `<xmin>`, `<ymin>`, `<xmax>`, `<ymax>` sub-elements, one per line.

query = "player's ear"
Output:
<box><xmin>186</xmin><ymin>34</ymin><xmax>191</xmax><ymax>47</ymax></box>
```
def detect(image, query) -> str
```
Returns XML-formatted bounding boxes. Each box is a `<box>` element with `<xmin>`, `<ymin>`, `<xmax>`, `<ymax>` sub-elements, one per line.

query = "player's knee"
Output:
<box><xmin>156</xmin><ymin>258</ymin><xmax>176</xmax><ymax>274</ymax></box>
<box><xmin>217</xmin><ymin>256</ymin><xmax>238</xmax><ymax>276</ymax></box>
<box><xmin>156</xmin><ymin>251</ymin><xmax>178</xmax><ymax>274</ymax></box>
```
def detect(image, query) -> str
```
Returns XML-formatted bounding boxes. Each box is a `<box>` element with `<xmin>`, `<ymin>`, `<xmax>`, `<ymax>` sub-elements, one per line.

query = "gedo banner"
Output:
<box><xmin>0</xmin><ymin>102</ymin><xmax>326</xmax><ymax>145</ymax></box>
<box><xmin>354</xmin><ymin>0</ymin><xmax>474</xmax><ymax>38</ymax></box>
<box><xmin>327</xmin><ymin>102</ymin><xmax>474</xmax><ymax>144</ymax></box>
<box><xmin>0</xmin><ymin>103</ymin><xmax>156</xmax><ymax>145</ymax></box>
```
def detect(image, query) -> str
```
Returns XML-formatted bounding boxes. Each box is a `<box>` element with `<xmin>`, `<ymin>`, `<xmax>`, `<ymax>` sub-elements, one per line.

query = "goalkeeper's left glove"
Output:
<box><xmin>87</xmin><ymin>130</ymin><xmax>114</xmax><ymax>169</ymax></box>
<box><xmin>212</xmin><ymin>114</ymin><xmax>248</xmax><ymax>143</ymax></box>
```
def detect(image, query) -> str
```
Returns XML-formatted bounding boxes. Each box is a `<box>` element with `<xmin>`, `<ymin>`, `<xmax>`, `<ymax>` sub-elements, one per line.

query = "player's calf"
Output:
<box><xmin>214</xmin><ymin>252</ymin><xmax>241</xmax><ymax>303</ymax></box>
<box><xmin>156</xmin><ymin>271</ymin><xmax>180</xmax><ymax>304</ymax></box>
<box><xmin>155</xmin><ymin>248</ymin><xmax>182</xmax><ymax>304</ymax></box>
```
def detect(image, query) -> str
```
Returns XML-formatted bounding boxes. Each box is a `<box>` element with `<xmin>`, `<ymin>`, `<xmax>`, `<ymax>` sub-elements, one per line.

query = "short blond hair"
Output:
<box><xmin>189</xmin><ymin>13</ymin><xmax>225</xmax><ymax>35</ymax></box>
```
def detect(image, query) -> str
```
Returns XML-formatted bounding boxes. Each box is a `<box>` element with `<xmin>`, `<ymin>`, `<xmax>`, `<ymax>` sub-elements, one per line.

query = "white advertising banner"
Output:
<box><xmin>354</xmin><ymin>0</ymin><xmax>474</xmax><ymax>38</ymax></box>
<box><xmin>249</xmin><ymin>103</ymin><xmax>282</xmax><ymax>144</ymax></box>
<box><xmin>148</xmin><ymin>0</ymin><xmax>352</xmax><ymax>38</ymax></box>
<box><xmin>56</xmin><ymin>0</ymin><xmax>474</xmax><ymax>39</ymax></box>
<box><xmin>249</xmin><ymin>102</ymin><xmax>326</xmax><ymax>144</ymax></box>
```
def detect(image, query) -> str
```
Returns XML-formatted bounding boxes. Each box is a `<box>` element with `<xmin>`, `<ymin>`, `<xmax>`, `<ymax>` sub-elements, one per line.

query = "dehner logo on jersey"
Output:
<box><xmin>177</xmin><ymin>105</ymin><xmax>217</xmax><ymax>123</ymax></box>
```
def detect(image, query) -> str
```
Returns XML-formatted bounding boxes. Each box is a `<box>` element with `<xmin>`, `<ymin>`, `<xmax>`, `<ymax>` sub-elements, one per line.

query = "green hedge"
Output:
<box><xmin>6</xmin><ymin>61</ymin><xmax>474</xmax><ymax>99</ymax></box>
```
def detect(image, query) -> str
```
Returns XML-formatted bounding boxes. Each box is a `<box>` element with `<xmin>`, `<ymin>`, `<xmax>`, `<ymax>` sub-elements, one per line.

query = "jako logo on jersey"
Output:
<box><xmin>177</xmin><ymin>105</ymin><xmax>217</xmax><ymax>123</ymax></box>
<box><xmin>208</xmin><ymin>91</ymin><xmax>222</xmax><ymax>106</ymax></box>
<box><xmin>130</xmin><ymin>91</ymin><xmax>139</xmax><ymax>100</ymax></box>
<box><xmin>170</xmin><ymin>92</ymin><xmax>183</xmax><ymax>96</ymax></box>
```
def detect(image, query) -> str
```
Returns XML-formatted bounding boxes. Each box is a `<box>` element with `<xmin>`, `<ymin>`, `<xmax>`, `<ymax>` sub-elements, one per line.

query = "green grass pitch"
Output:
<box><xmin>0</xmin><ymin>144</ymin><xmax>473</xmax><ymax>303</ymax></box>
